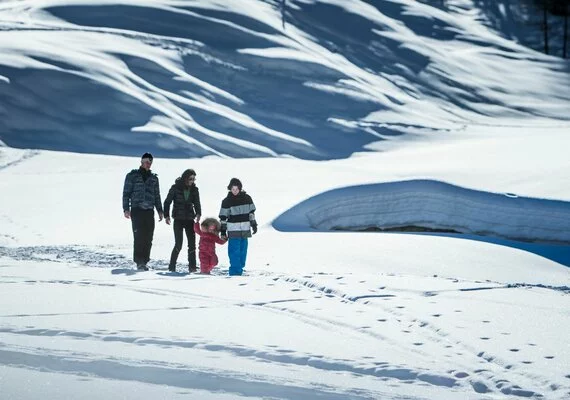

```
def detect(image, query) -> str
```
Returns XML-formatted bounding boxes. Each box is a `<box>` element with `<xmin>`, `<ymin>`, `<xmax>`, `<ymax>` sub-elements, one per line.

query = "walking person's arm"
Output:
<box><xmin>219</xmin><ymin>203</ymin><xmax>229</xmax><ymax>239</ymax></box>
<box><xmin>122</xmin><ymin>173</ymin><xmax>133</xmax><ymax>218</ymax></box>
<box><xmin>193</xmin><ymin>187</ymin><xmax>202</xmax><ymax>221</ymax></box>
<box><xmin>193</xmin><ymin>222</ymin><xmax>203</xmax><ymax>237</ymax></box>
<box><xmin>163</xmin><ymin>185</ymin><xmax>175</xmax><ymax>225</ymax></box>
<box><xmin>249</xmin><ymin>198</ymin><xmax>257</xmax><ymax>234</ymax></box>
<box><xmin>215</xmin><ymin>235</ymin><xmax>228</xmax><ymax>245</ymax></box>
<box><xmin>154</xmin><ymin>177</ymin><xmax>164</xmax><ymax>222</ymax></box>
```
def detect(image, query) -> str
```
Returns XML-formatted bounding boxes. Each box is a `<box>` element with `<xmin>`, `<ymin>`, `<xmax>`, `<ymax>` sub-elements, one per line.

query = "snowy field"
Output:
<box><xmin>1</xmin><ymin>0</ymin><xmax>570</xmax><ymax>399</ymax></box>
<box><xmin>1</xmin><ymin>125</ymin><xmax>570</xmax><ymax>399</ymax></box>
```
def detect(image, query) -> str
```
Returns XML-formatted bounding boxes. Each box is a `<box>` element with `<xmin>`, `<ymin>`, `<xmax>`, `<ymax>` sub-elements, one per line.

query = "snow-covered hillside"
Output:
<box><xmin>1</xmin><ymin>0</ymin><xmax>569</xmax><ymax>159</ymax></box>
<box><xmin>1</xmin><ymin>1</ymin><xmax>570</xmax><ymax>399</ymax></box>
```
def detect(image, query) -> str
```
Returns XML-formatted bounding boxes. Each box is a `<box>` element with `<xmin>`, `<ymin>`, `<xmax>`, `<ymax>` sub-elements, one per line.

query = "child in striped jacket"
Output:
<box><xmin>218</xmin><ymin>178</ymin><xmax>257</xmax><ymax>276</ymax></box>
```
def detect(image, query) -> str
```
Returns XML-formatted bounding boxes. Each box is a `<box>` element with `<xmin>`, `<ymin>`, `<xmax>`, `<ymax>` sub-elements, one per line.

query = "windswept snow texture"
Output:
<box><xmin>273</xmin><ymin>180</ymin><xmax>570</xmax><ymax>266</ymax></box>
<box><xmin>0</xmin><ymin>0</ymin><xmax>569</xmax><ymax>159</ymax></box>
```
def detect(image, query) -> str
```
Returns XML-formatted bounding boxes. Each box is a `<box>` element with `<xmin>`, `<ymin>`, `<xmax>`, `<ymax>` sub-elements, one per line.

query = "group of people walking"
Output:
<box><xmin>122</xmin><ymin>152</ymin><xmax>257</xmax><ymax>276</ymax></box>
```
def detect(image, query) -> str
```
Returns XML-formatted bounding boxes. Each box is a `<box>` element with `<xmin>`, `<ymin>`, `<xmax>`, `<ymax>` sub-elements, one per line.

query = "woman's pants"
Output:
<box><xmin>169</xmin><ymin>219</ymin><xmax>196</xmax><ymax>271</ymax></box>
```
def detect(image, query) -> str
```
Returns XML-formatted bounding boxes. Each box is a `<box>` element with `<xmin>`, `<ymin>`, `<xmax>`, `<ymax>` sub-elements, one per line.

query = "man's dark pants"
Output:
<box><xmin>131</xmin><ymin>208</ymin><xmax>155</xmax><ymax>266</ymax></box>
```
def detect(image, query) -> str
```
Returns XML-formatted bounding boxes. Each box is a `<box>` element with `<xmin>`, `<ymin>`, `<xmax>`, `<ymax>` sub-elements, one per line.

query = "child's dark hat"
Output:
<box><xmin>227</xmin><ymin>178</ymin><xmax>242</xmax><ymax>190</ymax></box>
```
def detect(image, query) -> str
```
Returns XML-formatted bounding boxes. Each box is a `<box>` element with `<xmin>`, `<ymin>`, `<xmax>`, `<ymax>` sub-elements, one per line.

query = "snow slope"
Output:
<box><xmin>1</xmin><ymin>0</ymin><xmax>569</xmax><ymax>159</ymax></box>
<box><xmin>1</xmin><ymin>1</ymin><xmax>570</xmax><ymax>399</ymax></box>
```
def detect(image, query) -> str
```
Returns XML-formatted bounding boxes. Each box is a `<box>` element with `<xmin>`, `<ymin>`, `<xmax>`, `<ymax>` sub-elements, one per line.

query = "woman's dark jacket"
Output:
<box><xmin>163</xmin><ymin>178</ymin><xmax>201</xmax><ymax>220</ymax></box>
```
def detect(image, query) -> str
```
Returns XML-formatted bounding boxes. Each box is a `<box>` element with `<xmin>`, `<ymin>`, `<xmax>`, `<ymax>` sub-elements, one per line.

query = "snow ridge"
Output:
<box><xmin>273</xmin><ymin>179</ymin><xmax>570</xmax><ymax>245</ymax></box>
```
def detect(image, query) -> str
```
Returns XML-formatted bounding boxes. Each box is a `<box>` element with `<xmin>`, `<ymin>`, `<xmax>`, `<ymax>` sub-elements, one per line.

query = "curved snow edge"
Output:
<box><xmin>272</xmin><ymin>180</ymin><xmax>570</xmax><ymax>244</ymax></box>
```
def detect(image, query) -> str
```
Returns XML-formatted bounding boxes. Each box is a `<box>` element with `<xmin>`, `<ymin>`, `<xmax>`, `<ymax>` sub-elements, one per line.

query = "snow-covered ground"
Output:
<box><xmin>1</xmin><ymin>0</ymin><xmax>570</xmax><ymax>399</ymax></box>
<box><xmin>1</xmin><ymin>126</ymin><xmax>569</xmax><ymax>399</ymax></box>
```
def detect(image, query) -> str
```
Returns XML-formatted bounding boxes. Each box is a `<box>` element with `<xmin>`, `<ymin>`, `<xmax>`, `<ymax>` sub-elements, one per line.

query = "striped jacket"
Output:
<box><xmin>122</xmin><ymin>168</ymin><xmax>163</xmax><ymax>213</ymax></box>
<box><xmin>219</xmin><ymin>191</ymin><xmax>256</xmax><ymax>238</ymax></box>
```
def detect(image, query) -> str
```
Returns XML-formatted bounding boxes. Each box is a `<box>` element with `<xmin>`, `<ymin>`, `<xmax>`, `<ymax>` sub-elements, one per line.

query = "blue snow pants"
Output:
<box><xmin>228</xmin><ymin>238</ymin><xmax>248</xmax><ymax>276</ymax></box>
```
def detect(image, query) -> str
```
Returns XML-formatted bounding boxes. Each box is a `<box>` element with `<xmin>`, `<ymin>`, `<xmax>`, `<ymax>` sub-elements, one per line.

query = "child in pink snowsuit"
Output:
<box><xmin>194</xmin><ymin>218</ymin><xmax>227</xmax><ymax>274</ymax></box>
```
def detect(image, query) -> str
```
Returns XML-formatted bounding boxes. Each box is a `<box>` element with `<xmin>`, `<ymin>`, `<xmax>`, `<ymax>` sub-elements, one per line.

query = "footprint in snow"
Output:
<box><xmin>544</xmin><ymin>356</ymin><xmax>555</xmax><ymax>359</ymax></box>
<box><xmin>480</xmin><ymin>337</ymin><xmax>491</xmax><ymax>340</ymax></box>
<box><xmin>509</xmin><ymin>349</ymin><xmax>520</xmax><ymax>352</ymax></box>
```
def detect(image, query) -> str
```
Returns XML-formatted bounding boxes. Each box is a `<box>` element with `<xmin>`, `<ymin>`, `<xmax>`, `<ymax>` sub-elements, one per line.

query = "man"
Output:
<box><xmin>122</xmin><ymin>152</ymin><xmax>164</xmax><ymax>270</ymax></box>
<box><xmin>219</xmin><ymin>178</ymin><xmax>257</xmax><ymax>276</ymax></box>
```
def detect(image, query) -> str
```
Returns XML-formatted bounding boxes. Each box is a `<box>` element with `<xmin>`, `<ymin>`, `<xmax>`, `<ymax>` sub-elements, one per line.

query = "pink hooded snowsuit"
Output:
<box><xmin>193</xmin><ymin>222</ymin><xmax>227</xmax><ymax>274</ymax></box>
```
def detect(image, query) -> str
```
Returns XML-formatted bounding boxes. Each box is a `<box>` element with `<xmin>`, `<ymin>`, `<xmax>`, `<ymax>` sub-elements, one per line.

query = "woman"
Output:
<box><xmin>164</xmin><ymin>169</ymin><xmax>201</xmax><ymax>272</ymax></box>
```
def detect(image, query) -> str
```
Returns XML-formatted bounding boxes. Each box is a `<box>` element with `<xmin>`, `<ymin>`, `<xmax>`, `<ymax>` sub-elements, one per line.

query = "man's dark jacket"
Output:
<box><xmin>123</xmin><ymin>168</ymin><xmax>163</xmax><ymax>213</ymax></box>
